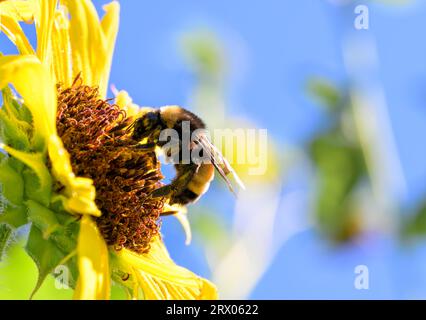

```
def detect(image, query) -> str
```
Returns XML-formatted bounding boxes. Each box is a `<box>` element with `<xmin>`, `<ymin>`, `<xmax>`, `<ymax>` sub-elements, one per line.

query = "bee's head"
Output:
<box><xmin>132</xmin><ymin>109</ymin><xmax>161</xmax><ymax>140</ymax></box>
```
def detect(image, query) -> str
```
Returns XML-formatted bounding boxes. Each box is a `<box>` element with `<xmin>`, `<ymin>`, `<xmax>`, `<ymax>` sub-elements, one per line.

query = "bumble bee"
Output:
<box><xmin>129</xmin><ymin>105</ymin><xmax>245</xmax><ymax>206</ymax></box>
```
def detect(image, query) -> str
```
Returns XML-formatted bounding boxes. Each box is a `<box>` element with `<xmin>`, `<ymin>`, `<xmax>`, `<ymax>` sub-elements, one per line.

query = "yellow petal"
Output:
<box><xmin>0</xmin><ymin>55</ymin><xmax>56</xmax><ymax>149</ymax></box>
<box><xmin>48</xmin><ymin>135</ymin><xmax>101</xmax><ymax>216</ymax></box>
<box><xmin>32</xmin><ymin>0</ymin><xmax>57</xmax><ymax>65</ymax></box>
<box><xmin>115</xmin><ymin>237</ymin><xmax>218</xmax><ymax>300</ymax></box>
<box><xmin>0</xmin><ymin>0</ymin><xmax>35</xmax><ymax>21</ymax></box>
<box><xmin>99</xmin><ymin>1</ymin><xmax>119</xmax><ymax>98</ymax></box>
<box><xmin>63</xmin><ymin>0</ymin><xmax>119</xmax><ymax>97</ymax></box>
<box><xmin>51</xmin><ymin>8</ymin><xmax>72</xmax><ymax>87</ymax></box>
<box><xmin>63</xmin><ymin>0</ymin><xmax>94</xmax><ymax>85</ymax></box>
<box><xmin>0</xmin><ymin>15</ymin><xmax>35</xmax><ymax>55</ymax></box>
<box><xmin>74</xmin><ymin>215</ymin><xmax>110</xmax><ymax>300</ymax></box>
<box><xmin>64</xmin><ymin>0</ymin><xmax>101</xmax><ymax>88</ymax></box>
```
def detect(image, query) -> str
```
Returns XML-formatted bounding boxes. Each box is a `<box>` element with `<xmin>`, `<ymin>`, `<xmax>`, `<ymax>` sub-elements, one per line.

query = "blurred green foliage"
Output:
<box><xmin>0</xmin><ymin>240</ymin><xmax>73</xmax><ymax>299</ymax></box>
<box><xmin>0</xmin><ymin>240</ymin><xmax>126</xmax><ymax>300</ymax></box>
<box><xmin>310</xmin><ymin>130</ymin><xmax>366</xmax><ymax>242</ymax></box>
<box><xmin>308</xmin><ymin>76</ymin><xmax>426</xmax><ymax>244</ymax></box>
<box><xmin>190</xmin><ymin>208</ymin><xmax>232</xmax><ymax>260</ymax></box>
<box><xmin>402</xmin><ymin>202</ymin><xmax>426</xmax><ymax>240</ymax></box>
<box><xmin>180</xmin><ymin>31</ymin><xmax>225</xmax><ymax>81</ymax></box>
<box><xmin>307</xmin><ymin>78</ymin><xmax>343</xmax><ymax>112</ymax></box>
<box><xmin>307</xmin><ymin>78</ymin><xmax>367</xmax><ymax>242</ymax></box>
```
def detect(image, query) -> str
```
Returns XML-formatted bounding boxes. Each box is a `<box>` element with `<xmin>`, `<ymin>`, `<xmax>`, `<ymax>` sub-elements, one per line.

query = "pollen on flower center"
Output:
<box><xmin>56</xmin><ymin>77</ymin><xmax>164</xmax><ymax>253</ymax></box>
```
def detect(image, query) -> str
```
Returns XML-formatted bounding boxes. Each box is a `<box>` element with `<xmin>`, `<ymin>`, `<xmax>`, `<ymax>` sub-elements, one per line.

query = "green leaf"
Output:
<box><xmin>0</xmin><ymin>158</ymin><xmax>24</xmax><ymax>205</ymax></box>
<box><xmin>25</xmin><ymin>224</ymin><xmax>66</xmax><ymax>299</ymax></box>
<box><xmin>26</xmin><ymin>200</ymin><xmax>61</xmax><ymax>239</ymax></box>
<box><xmin>0</xmin><ymin>224</ymin><xmax>12</xmax><ymax>261</ymax></box>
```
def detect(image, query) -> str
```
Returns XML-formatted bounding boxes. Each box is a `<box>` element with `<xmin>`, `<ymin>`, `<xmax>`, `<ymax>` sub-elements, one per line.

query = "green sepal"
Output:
<box><xmin>50</xmin><ymin>195</ymin><xmax>71</xmax><ymax>219</ymax></box>
<box><xmin>26</xmin><ymin>199</ymin><xmax>79</xmax><ymax>250</ymax></box>
<box><xmin>7</xmin><ymin>156</ymin><xmax>25</xmax><ymax>174</ymax></box>
<box><xmin>51</xmin><ymin>221</ymin><xmax>79</xmax><ymax>290</ymax></box>
<box><xmin>2</xmin><ymin>87</ymin><xmax>33</xmax><ymax>126</ymax></box>
<box><xmin>26</xmin><ymin>200</ymin><xmax>61</xmax><ymax>239</ymax></box>
<box><xmin>50</xmin><ymin>228</ymin><xmax>78</xmax><ymax>254</ymax></box>
<box><xmin>18</xmin><ymin>103</ymin><xmax>33</xmax><ymax>125</ymax></box>
<box><xmin>0</xmin><ymin>204</ymin><xmax>28</xmax><ymax>228</ymax></box>
<box><xmin>0</xmin><ymin>158</ymin><xmax>24</xmax><ymax>205</ymax></box>
<box><xmin>25</xmin><ymin>224</ymin><xmax>67</xmax><ymax>299</ymax></box>
<box><xmin>1</xmin><ymin>87</ymin><xmax>20</xmax><ymax>119</ymax></box>
<box><xmin>66</xmin><ymin>256</ymin><xmax>79</xmax><ymax>289</ymax></box>
<box><xmin>0</xmin><ymin>108</ymin><xmax>30</xmax><ymax>151</ymax></box>
<box><xmin>23</xmin><ymin>168</ymin><xmax>51</xmax><ymax>207</ymax></box>
<box><xmin>54</xmin><ymin>209</ymin><xmax>80</xmax><ymax>227</ymax></box>
<box><xmin>2</xmin><ymin>147</ymin><xmax>51</xmax><ymax>195</ymax></box>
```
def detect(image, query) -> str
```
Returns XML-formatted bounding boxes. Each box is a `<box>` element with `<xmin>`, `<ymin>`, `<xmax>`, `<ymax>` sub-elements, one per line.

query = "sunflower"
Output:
<box><xmin>0</xmin><ymin>0</ymin><xmax>217</xmax><ymax>300</ymax></box>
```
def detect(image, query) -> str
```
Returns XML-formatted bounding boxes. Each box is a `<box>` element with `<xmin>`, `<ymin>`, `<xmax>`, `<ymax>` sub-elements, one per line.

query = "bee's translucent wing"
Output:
<box><xmin>209</xmin><ymin>142</ymin><xmax>246</xmax><ymax>190</ymax></box>
<box><xmin>201</xmin><ymin>144</ymin><xmax>236</xmax><ymax>195</ymax></box>
<box><xmin>195</xmin><ymin>134</ymin><xmax>246</xmax><ymax>194</ymax></box>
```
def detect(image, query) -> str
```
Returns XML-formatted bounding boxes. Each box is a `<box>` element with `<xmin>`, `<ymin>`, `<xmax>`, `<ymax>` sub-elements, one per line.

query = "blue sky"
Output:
<box><xmin>96</xmin><ymin>0</ymin><xmax>426</xmax><ymax>299</ymax></box>
<box><xmin>94</xmin><ymin>0</ymin><xmax>426</xmax><ymax>204</ymax></box>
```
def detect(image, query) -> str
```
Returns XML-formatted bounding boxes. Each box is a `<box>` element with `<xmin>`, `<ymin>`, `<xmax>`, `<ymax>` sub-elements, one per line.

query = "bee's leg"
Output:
<box><xmin>149</xmin><ymin>184</ymin><xmax>176</xmax><ymax>198</ymax></box>
<box><xmin>160</xmin><ymin>203</ymin><xmax>186</xmax><ymax>216</ymax></box>
<box><xmin>132</xmin><ymin>142</ymin><xmax>156</xmax><ymax>151</ymax></box>
<box><xmin>160</xmin><ymin>210</ymin><xmax>179</xmax><ymax>216</ymax></box>
<box><xmin>150</xmin><ymin>163</ymin><xmax>198</xmax><ymax>203</ymax></box>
